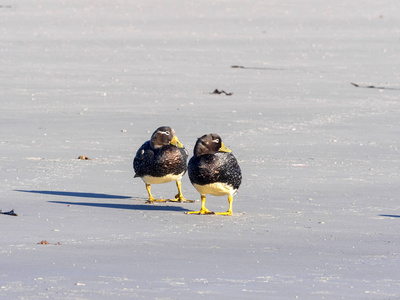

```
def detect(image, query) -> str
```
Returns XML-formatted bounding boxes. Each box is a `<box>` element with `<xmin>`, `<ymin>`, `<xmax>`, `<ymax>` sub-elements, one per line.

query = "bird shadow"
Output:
<box><xmin>48</xmin><ymin>200</ymin><xmax>190</xmax><ymax>212</ymax></box>
<box><xmin>15</xmin><ymin>189</ymin><xmax>132</xmax><ymax>199</ymax></box>
<box><xmin>379</xmin><ymin>214</ymin><xmax>400</xmax><ymax>218</ymax></box>
<box><xmin>14</xmin><ymin>190</ymin><xmax>191</xmax><ymax>212</ymax></box>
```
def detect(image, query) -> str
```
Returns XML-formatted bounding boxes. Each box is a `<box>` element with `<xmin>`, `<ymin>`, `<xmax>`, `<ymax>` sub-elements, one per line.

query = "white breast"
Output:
<box><xmin>193</xmin><ymin>182</ymin><xmax>237</xmax><ymax>196</ymax></box>
<box><xmin>142</xmin><ymin>172</ymin><xmax>184</xmax><ymax>184</ymax></box>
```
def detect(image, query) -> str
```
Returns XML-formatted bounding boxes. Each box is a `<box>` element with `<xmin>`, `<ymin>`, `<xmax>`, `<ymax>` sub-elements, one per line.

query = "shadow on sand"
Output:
<box><xmin>379</xmin><ymin>214</ymin><xmax>400</xmax><ymax>218</ymax></box>
<box><xmin>15</xmin><ymin>190</ymin><xmax>132</xmax><ymax>199</ymax></box>
<box><xmin>48</xmin><ymin>200</ymin><xmax>190</xmax><ymax>212</ymax></box>
<box><xmin>15</xmin><ymin>190</ymin><xmax>191</xmax><ymax>212</ymax></box>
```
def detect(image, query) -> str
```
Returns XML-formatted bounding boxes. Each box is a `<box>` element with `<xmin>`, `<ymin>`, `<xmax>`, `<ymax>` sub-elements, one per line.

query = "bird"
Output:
<box><xmin>133</xmin><ymin>126</ymin><xmax>193</xmax><ymax>203</ymax></box>
<box><xmin>187</xmin><ymin>133</ymin><xmax>242</xmax><ymax>215</ymax></box>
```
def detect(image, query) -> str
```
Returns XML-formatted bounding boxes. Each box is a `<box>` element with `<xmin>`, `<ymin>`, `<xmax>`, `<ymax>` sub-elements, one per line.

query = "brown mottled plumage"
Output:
<box><xmin>187</xmin><ymin>134</ymin><xmax>242</xmax><ymax>215</ymax></box>
<box><xmin>133</xmin><ymin>126</ymin><xmax>193</xmax><ymax>203</ymax></box>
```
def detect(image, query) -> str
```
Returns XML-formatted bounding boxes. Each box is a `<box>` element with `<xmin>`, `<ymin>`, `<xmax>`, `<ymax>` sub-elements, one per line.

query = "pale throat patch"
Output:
<box><xmin>142</xmin><ymin>172</ymin><xmax>183</xmax><ymax>184</ymax></box>
<box><xmin>193</xmin><ymin>182</ymin><xmax>236</xmax><ymax>196</ymax></box>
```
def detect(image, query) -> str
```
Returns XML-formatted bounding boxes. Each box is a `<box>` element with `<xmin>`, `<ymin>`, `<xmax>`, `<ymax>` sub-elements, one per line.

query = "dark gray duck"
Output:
<box><xmin>187</xmin><ymin>133</ymin><xmax>242</xmax><ymax>215</ymax></box>
<box><xmin>133</xmin><ymin>126</ymin><xmax>193</xmax><ymax>203</ymax></box>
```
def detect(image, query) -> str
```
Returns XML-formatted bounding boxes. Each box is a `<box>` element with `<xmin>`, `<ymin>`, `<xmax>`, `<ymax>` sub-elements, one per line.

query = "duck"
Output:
<box><xmin>187</xmin><ymin>133</ymin><xmax>242</xmax><ymax>215</ymax></box>
<box><xmin>133</xmin><ymin>126</ymin><xmax>193</xmax><ymax>203</ymax></box>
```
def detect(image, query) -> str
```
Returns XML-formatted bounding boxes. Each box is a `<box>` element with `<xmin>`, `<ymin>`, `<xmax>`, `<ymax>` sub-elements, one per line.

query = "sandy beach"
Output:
<box><xmin>1</xmin><ymin>1</ymin><xmax>400</xmax><ymax>299</ymax></box>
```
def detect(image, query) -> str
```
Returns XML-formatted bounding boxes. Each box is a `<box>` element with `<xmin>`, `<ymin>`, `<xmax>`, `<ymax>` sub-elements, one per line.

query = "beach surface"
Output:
<box><xmin>1</xmin><ymin>0</ymin><xmax>400</xmax><ymax>299</ymax></box>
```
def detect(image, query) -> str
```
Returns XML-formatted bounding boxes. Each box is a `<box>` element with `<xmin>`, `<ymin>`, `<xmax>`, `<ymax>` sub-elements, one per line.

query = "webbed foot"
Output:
<box><xmin>169</xmin><ymin>194</ymin><xmax>195</xmax><ymax>203</ymax></box>
<box><xmin>186</xmin><ymin>208</ymin><xmax>214</xmax><ymax>215</ymax></box>
<box><xmin>214</xmin><ymin>211</ymin><xmax>233</xmax><ymax>216</ymax></box>
<box><xmin>146</xmin><ymin>198</ymin><xmax>169</xmax><ymax>204</ymax></box>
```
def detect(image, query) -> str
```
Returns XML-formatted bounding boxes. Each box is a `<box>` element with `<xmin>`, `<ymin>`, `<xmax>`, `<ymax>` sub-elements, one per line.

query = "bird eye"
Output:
<box><xmin>213</xmin><ymin>139</ymin><xmax>219</xmax><ymax>143</ymax></box>
<box><xmin>165</xmin><ymin>131</ymin><xmax>170</xmax><ymax>135</ymax></box>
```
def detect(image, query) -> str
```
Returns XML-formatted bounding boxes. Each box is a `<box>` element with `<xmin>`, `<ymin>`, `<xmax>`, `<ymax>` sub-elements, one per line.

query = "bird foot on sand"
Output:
<box><xmin>146</xmin><ymin>199</ymin><xmax>169</xmax><ymax>204</ymax></box>
<box><xmin>168</xmin><ymin>194</ymin><xmax>195</xmax><ymax>203</ymax></box>
<box><xmin>214</xmin><ymin>211</ymin><xmax>233</xmax><ymax>216</ymax></box>
<box><xmin>186</xmin><ymin>209</ymin><xmax>215</xmax><ymax>215</ymax></box>
<box><xmin>169</xmin><ymin>197</ymin><xmax>195</xmax><ymax>203</ymax></box>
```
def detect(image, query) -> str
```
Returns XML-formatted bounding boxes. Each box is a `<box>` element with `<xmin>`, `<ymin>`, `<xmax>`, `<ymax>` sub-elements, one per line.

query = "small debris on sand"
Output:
<box><xmin>78</xmin><ymin>155</ymin><xmax>91</xmax><ymax>160</ymax></box>
<box><xmin>38</xmin><ymin>240</ymin><xmax>61</xmax><ymax>245</ymax></box>
<box><xmin>0</xmin><ymin>209</ymin><xmax>18</xmax><ymax>216</ymax></box>
<box><xmin>210</xmin><ymin>89</ymin><xmax>233</xmax><ymax>96</ymax></box>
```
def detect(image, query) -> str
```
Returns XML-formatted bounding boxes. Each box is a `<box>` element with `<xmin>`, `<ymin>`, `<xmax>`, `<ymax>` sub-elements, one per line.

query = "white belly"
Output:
<box><xmin>193</xmin><ymin>182</ymin><xmax>237</xmax><ymax>196</ymax></box>
<box><xmin>142</xmin><ymin>172</ymin><xmax>183</xmax><ymax>184</ymax></box>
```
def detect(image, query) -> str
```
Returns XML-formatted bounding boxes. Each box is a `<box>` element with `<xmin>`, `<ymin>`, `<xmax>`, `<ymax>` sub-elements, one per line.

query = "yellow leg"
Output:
<box><xmin>214</xmin><ymin>195</ymin><xmax>233</xmax><ymax>216</ymax></box>
<box><xmin>187</xmin><ymin>195</ymin><xmax>214</xmax><ymax>215</ymax></box>
<box><xmin>145</xmin><ymin>183</ymin><xmax>168</xmax><ymax>203</ymax></box>
<box><xmin>169</xmin><ymin>180</ymin><xmax>195</xmax><ymax>203</ymax></box>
